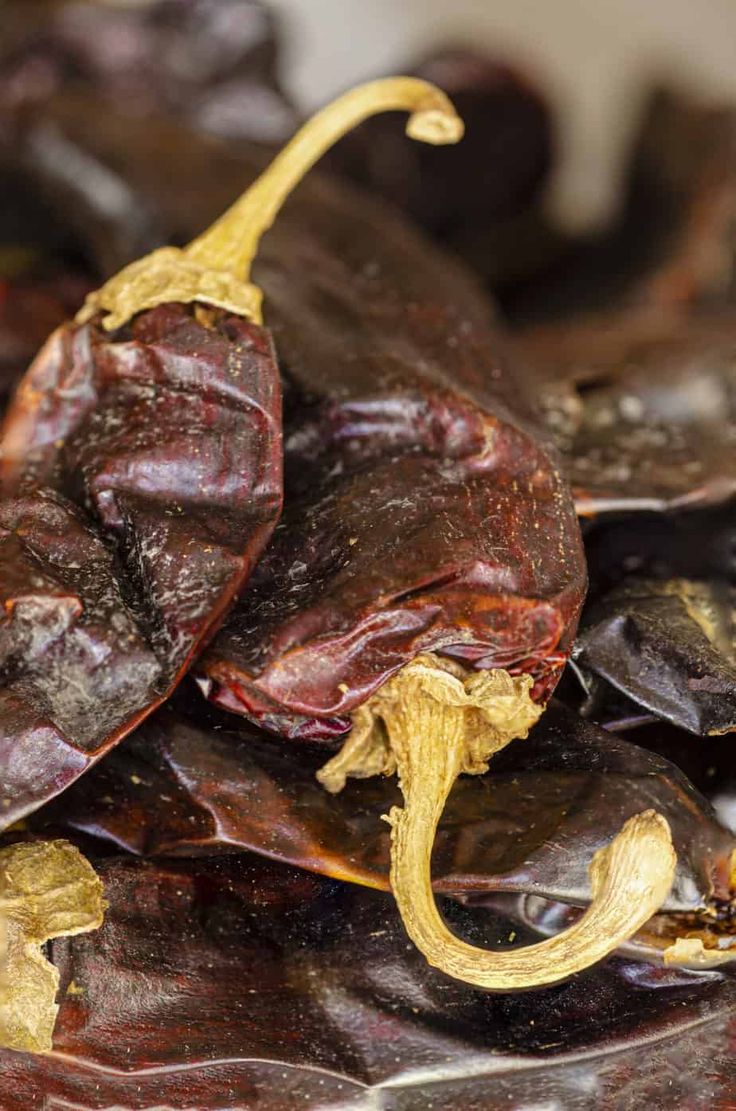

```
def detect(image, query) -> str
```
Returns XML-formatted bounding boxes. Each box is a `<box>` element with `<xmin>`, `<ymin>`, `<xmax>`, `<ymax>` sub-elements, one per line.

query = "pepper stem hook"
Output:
<box><xmin>318</xmin><ymin>656</ymin><xmax>677</xmax><ymax>990</ymax></box>
<box><xmin>77</xmin><ymin>78</ymin><xmax>463</xmax><ymax>331</ymax></box>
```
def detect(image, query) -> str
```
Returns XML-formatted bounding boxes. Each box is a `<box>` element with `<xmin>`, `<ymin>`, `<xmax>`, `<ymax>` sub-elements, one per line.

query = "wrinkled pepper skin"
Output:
<box><xmin>199</xmin><ymin>176</ymin><xmax>586</xmax><ymax>736</ymax></box>
<box><xmin>0</xmin><ymin>304</ymin><xmax>281</xmax><ymax>827</ymax></box>
<box><xmin>517</xmin><ymin>312</ymin><xmax>736</xmax><ymax>515</ymax></box>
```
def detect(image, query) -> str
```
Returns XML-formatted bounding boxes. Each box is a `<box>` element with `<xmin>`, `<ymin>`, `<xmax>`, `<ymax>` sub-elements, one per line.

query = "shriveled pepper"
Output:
<box><xmin>190</xmin><ymin>90</ymin><xmax>678</xmax><ymax>989</ymax></box>
<box><xmin>0</xmin><ymin>79</ymin><xmax>468</xmax><ymax>827</ymax></box>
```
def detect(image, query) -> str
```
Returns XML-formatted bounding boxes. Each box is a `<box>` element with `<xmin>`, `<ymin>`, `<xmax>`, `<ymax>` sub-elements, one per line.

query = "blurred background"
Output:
<box><xmin>269</xmin><ymin>0</ymin><xmax>736</xmax><ymax>231</ymax></box>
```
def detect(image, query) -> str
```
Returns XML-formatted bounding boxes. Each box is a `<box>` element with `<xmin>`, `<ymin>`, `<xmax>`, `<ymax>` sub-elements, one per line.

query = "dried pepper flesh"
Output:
<box><xmin>0</xmin><ymin>304</ymin><xmax>281</xmax><ymax>827</ymax></box>
<box><xmin>200</xmin><ymin>144</ymin><xmax>586</xmax><ymax>732</ymax></box>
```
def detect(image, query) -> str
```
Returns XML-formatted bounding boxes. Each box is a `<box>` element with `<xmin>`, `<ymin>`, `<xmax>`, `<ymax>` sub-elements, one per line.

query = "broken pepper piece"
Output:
<box><xmin>0</xmin><ymin>839</ymin><xmax>104</xmax><ymax>1053</ymax></box>
<box><xmin>576</xmin><ymin>577</ymin><xmax>736</xmax><ymax>736</ymax></box>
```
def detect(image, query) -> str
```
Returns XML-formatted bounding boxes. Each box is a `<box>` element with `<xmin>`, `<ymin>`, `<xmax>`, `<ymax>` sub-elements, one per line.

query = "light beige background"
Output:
<box><xmin>270</xmin><ymin>0</ymin><xmax>736</xmax><ymax>230</ymax></box>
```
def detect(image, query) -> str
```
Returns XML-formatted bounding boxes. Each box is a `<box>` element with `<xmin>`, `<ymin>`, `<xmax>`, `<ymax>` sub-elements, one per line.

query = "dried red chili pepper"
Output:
<box><xmin>0</xmin><ymin>845</ymin><xmax>733</xmax><ymax>1108</ymax></box>
<box><xmin>0</xmin><ymin>79</ymin><xmax>464</xmax><ymax>829</ymax></box>
<box><xmin>0</xmin><ymin>0</ymin><xmax>296</xmax><ymax>145</ymax></box>
<box><xmin>182</xmin><ymin>125</ymin><xmax>686</xmax><ymax>987</ymax></box>
<box><xmin>517</xmin><ymin>312</ymin><xmax>736</xmax><ymax>514</ymax></box>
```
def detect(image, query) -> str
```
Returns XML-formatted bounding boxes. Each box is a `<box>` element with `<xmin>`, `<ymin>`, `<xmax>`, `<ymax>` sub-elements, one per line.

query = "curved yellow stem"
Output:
<box><xmin>77</xmin><ymin>78</ymin><xmax>463</xmax><ymax>331</ymax></box>
<box><xmin>318</xmin><ymin>655</ymin><xmax>677</xmax><ymax>990</ymax></box>
<box><xmin>186</xmin><ymin>77</ymin><xmax>463</xmax><ymax>283</ymax></box>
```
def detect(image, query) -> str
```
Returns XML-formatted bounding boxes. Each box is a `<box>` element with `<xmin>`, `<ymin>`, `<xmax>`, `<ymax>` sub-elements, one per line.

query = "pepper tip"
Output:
<box><xmin>406</xmin><ymin>108</ymin><xmax>464</xmax><ymax>146</ymax></box>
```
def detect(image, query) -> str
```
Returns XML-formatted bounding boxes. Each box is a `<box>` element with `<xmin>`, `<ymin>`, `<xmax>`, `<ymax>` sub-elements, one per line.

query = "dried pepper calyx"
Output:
<box><xmin>0</xmin><ymin>840</ymin><xmax>104</xmax><ymax>1053</ymax></box>
<box><xmin>320</xmin><ymin>655</ymin><xmax>677</xmax><ymax>989</ymax></box>
<box><xmin>77</xmin><ymin>77</ymin><xmax>464</xmax><ymax>332</ymax></box>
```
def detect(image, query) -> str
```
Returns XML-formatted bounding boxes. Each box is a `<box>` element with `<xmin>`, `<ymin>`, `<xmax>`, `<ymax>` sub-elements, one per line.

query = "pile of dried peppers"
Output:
<box><xmin>0</xmin><ymin>3</ymin><xmax>735</xmax><ymax>1108</ymax></box>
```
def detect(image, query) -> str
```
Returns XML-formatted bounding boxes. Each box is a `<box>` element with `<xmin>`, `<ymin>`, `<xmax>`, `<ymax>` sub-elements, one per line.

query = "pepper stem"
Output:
<box><xmin>77</xmin><ymin>78</ymin><xmax>463</xmax><ymax>331</ymax></box>
<box><xmin>186</xmin><ymin>77</ymin><xmax>463</xmax><ymax>284</ymax></box>
<box><xmin>317</xmin><ymin>655</ymin><xmax>677</xmax><ymax>989</ymax></box>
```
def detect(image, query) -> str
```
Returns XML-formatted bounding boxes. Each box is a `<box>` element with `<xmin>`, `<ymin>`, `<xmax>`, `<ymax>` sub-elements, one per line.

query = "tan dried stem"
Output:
<box><xmin>77</xmin><ymin>77</ymin><xmax>464</xmax><ymax>331</ymax></box>
<box><xmin>0</xmin><ymin>840</ymin><xmax>105</xmax><ymax>1053</ymax></box>
<box><xmin>318</xmin><ymin>655</ymin><xmax>677</xmax><ymax>989</ymax></box>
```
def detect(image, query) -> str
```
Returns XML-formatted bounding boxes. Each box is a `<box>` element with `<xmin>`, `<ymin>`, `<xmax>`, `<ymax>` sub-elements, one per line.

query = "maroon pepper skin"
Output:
<box><xmin>199</xmin><ymin>178</ymin><xmax>586</xmax><ymax>737</ymax></box>
<box><xmin>0</xmin><ymin>303</ymin><xmax>282</xmax><ymax>828</ymax></box>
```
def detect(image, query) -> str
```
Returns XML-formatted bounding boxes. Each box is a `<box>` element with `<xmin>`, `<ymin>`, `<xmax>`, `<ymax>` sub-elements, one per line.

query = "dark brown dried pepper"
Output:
<box><xmin>576</xmin><ymin>577</ymin><xmax>736</xmax><ymax>736</ymax></box>
<box><xmin>36</xmin><ymin>695</ymin><xmax>735</xmax><ymax>941</ymax></box>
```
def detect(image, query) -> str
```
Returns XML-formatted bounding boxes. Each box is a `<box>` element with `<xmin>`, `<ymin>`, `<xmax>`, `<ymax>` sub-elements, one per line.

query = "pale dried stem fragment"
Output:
<box><xmin>0</xmin><ymin>840</ymin><xmax>105</xmax><ymax>1053</ymax></box>
<box><xmin>77</xmin><ymin>77</ymin><xmax>464</xmax><ymax>331</ymax></box>
<box><xmin>318</xmin><ymin>655</ymin><xmax>677</xmax><ymax>989</ymax></box>
<box><xmin>663</xmin><ymin>936</ymin><xmax>736</xmax><ymax>968</ymax></box>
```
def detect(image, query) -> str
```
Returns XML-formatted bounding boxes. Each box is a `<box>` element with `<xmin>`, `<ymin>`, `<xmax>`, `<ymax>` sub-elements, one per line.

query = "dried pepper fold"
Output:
<box><xmin>576</xmin><ymin>577</ymin><xmax>736</xmax><ymax>735</ymax></box>
<box><xmin>517</xmin><ymin>312</ymin><xmax>736</xmax><ymax>515</ymax></box>
<box><xmin>1</xmin><ymin>78</ymin><xmax>469</xmax><ymax>827</ymax></box>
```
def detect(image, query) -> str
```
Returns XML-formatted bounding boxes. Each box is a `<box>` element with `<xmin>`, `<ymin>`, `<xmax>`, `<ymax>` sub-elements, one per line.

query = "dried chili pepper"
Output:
<box><xmin>0</xmin><ymin>845</ymin><xmax>733</xmax><ymax>1108</ymax></box>
<box><xmin>176</xmin><ymin>113</ymin><xmax>688</xmax><ymax>987</ymax></box>
<box><xmin>517</xmin><ymin>312</ymin><xmax>736</xmax><ymax>514</ymax></box>
<box><xmin>576</xmin><ymin>577</ymin><xmax>736</xmax><ymax>736</ymax></box>
<box><xmin>0</xmin><ymin>0</ymin><xmax>296</xmax><ymax>145</ymax></box>
<box><xmin>0</xmin><ymin>79</ymin><xmax>466</xmax><ymax>828</ymax></box>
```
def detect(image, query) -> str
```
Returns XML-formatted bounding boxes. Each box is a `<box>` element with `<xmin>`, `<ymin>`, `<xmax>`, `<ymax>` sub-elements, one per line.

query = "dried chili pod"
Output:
<box><xmin>575</xmin><ymin>577</ymin><xmax>736</xmax><ymax>736</ymax></box>
<box><xmin>37</xmin><ymin>697</ymin><xmax>735</xmax><ymax>937</ymax></box>
<box><xmin>507</xmin><ymin>86</ymin><xmax>736</xmax><ymax>324</ymax></box>
<box><xmin>0</xmin><ymin>0</ymin><xmax>296</xmax><ymax>144</ymax></box>
<box><xmin>0</xmin><ymin>847</ymin><xmax>733</xmax><ymax>1105</ymax></box>
<box><xmin>187</xmin><ymin>127</ymin><xmax>684</xmax><ymax>986</ymax></box>
<box><xmin>0</xmin><ymin>79</ymin><xmax>463</xmax><ymax>828</ymax></box>
<box><xmin>517</xmin><ymin>311</ymin><xmax>736</xmax><ymax>514</ymax></box>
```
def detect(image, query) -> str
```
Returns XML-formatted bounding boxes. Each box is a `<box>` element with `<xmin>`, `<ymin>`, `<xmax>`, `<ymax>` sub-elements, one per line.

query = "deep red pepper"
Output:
<box><xmin>0</xmin><ymin>303</ymin><xmax>281</xmax><ymax>826</ymax></box>
<box><xmin>199</xmin><ymin>165</ymin><xmax>586</xmax><ymax>735</ymax></box>
<box><xmin>189</xmin><ymin>107</ymin><xmax>683</xmax><ymax>991</ymax></box>
<box><xmin>0</xmin><ymin>841</ymin><xmax>733</xmax><ymax>1110</ymax></box>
